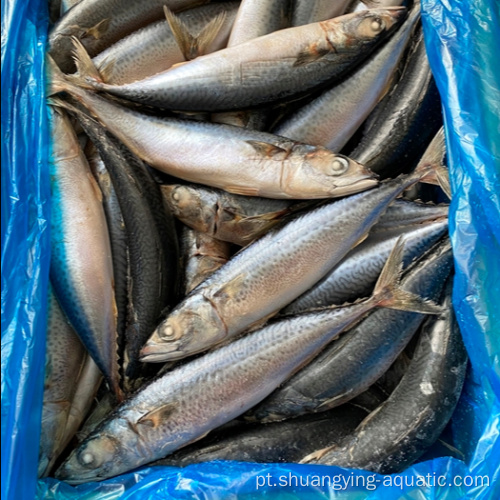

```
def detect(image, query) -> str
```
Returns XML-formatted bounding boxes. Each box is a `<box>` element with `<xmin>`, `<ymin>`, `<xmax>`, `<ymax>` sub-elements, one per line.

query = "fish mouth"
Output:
<box><xmin>334</xmin><ymin>177</ymin><xmax>378</xmax><ymax>197</ymax></box>
<box><xmin>139</xmin><ymin>341</ymin><xmax>185</xmax><ymax>363</ymax></box>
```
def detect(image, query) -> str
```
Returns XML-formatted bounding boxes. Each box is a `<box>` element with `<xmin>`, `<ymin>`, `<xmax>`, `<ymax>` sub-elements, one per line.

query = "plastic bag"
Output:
<box><xmin>1</xmin><ymin>0</ymin><xmax>498</xmax><ymax>498</ymax></box>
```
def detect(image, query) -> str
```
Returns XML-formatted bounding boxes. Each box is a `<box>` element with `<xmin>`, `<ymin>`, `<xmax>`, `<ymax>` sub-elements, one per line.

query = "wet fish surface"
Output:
<box><xmin>302</xmin><ymin>277</ymin><xmax>467</xmax><ymax>473</ymax></box>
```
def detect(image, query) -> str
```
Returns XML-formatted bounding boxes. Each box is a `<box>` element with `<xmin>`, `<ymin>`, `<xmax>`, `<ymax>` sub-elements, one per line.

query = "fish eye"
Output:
<box><xmin>159</xmin><ymin>324</ymin><xmax>178</xmax><ymax>342</ymax></box>
<box><xmin>370</xmin><ymin>17</ymin><xmax>384</xmax><ymax>33</ymax></box>
<box><xmin>329</xmin><ymin>157</ymin><xmax>349</xmax><ymax>176</ymax></box>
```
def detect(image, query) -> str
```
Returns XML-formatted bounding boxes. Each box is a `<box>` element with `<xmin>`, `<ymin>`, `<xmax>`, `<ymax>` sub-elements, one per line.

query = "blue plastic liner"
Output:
<box><xmin>1</xmin><ymin>0</ymin><xmax>498</xmax><ymax>499</ymax></box>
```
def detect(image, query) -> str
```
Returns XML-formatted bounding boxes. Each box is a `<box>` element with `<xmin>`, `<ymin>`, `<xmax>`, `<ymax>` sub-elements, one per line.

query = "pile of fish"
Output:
<box><xmin>40</xmin><ymin>0</ymin><xmax>467</xmax><ymax>484</ymax></box>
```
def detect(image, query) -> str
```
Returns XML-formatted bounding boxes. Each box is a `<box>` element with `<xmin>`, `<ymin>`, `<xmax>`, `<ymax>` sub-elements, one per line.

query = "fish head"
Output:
<box><xmin>323</xmin><ymin>8</ymin><xmax>407</xmax><ymax>49</ymax></box>
<box><xmin>140</xmin><ymin>295</ymin><xmax>227</xmax><ymax>363</ymax></box>
<box><xmin>55</xmin><ymin>433</ymin><xmax>123</xmax><ymax>484</ymax></box>
<box><xmin>287</xmin><ymin>147</ymin><xmax>378</xmax><ymax>198</ymax></box>
<box><xmin>161</xmin><ymin>184</ymin><xmax>215</xmax><ymax>233</ymax></box>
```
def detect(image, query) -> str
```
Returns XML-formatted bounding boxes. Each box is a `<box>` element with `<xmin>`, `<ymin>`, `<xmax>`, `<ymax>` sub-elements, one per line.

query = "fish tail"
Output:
<box><xmin>412</xmin><ymin>127</ymin><xmax>451</xmax><ymax>198</ymax></box>
<box><xmin>164</xmin><ymin>5</ymin><xmax>227</xmax><ymax>61</ymax></box>
<box><xmin>70</xmin><ymin>36</ymin><xmax>104</xmax><ymax>87</ymax></box>
<box><xmin>47</xmin><ymin>55</ymin><xmax>75</xmax><ymax>95</ymax></box>
<box><xmin>372</xmin><ymin>236</ymin><xmax>443</xmax><ymax>314</ymax></box>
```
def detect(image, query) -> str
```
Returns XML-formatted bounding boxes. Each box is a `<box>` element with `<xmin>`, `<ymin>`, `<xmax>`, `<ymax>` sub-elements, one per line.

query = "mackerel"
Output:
<box><xmin>48</xmin><ymin>107</ymin><xmax>121</xmax><ymax>398</ymax></box>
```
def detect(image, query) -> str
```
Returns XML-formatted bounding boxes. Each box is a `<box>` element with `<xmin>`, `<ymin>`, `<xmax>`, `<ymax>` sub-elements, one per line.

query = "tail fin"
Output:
<box><xmin>71</xmin><ymin>37</ymin><xmax>104</xmax><ymax>87</ymax></box>
<box><xmin>47</xmin><ymin>55</ymin><xmax>74</xmax><ymax>95</ymax></box>
<box><xmin>413</xmin><ymin>128</ymin><xmax>451</xmax><ymax>198</ymax></box>
<box><xmin>372</xmin><ymin>237</ymin><xmax>443</xmax><ymax>314</ymax></box>
<box><xmin>164</xmin><ymin>5</ymin><xmax>227</xmax><ymax>61</ymax></box>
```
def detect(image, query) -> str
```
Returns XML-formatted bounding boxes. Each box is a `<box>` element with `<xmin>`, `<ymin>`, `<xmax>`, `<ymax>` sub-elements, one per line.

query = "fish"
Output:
<box><xmin>49</xmin><ymin>68</ymin><xmax>376</xmax><ymax>200</ymax></box>
<box><xmin>55</xmin><ymin>239</ymin><xmax>441</xmax><ymax>483</ymax></box>
<box><xmin>63</xmin><ymin>103</ymin><xmax>178</xmax><ymax>386</ymax></box>
<box><xmin>155</xmin><ymin>404</ymin><xmax>368</xmax><ymax>466</ymax></box>
<box><xmin>49</xmin><ymin>0</ymin><xmax>208</xmax><ymax>72</ymax></box>
<box><xmin>291</xmin><ymin>0</ymin><xmax>352</xmax><ymax>27</ymax></box>
<box><xmin>160</xmin><ymin>184</ymin><xmax>298</xmax><ymax>246</ymax></box>
<box><xmin>92</xmin><ymin>3</ymin><xmax>239</xmax><ymax>85</ymax></box>
<box><xmin>181</xmin><ymin>226</ymin><xmax>232</xmax><ymax>294</ymax></box>
<box><xmin>48</xmin><ymin>106</ymin><xmax>121</xmax><ymax>399</ymax></box>
<box><xmin>140</xmin><ymin>160</ymin><xmax>443</xmax><ymax>364</ymax></box>
<box><xmin>350</xmin><ymin>0</ymin><xmax>405</xmax><ymax>14</ymax></box>
<box><xmin>348</xmin><ymin>26</ymin><xmax>443</xmax><ymax>178</ymax></box>
<box><xmin>72</xmin><ymin>8</ymin><xmax>406</xmax><ymax>111</ymax></box>
<box><xmin>273</xmin><ymin>4</ymin><xmax>420</xmax><ymax>152</ymax></box>
<box><xmin>38</xmin><ymin>285</ymin><xmax>87</xmax><ymax>477</ymax></box>
<box><xmin>86</xmin><ymin>142</ymin><xmax>129</xmax><ymax>362</ymax></box>
<box><xmin>250</xmin><ymin>237</ymin><xmax>453</xmax><ymax>422</ymax></box>
<box><xmin>302</xmin><ymin>277</ymin><xmax>468</xmax><ymax>473</ymax></box>
<box><xmin>283</xmin><ymin>217</ymin><xmax>448</xmax><ymax>314</ymax></box>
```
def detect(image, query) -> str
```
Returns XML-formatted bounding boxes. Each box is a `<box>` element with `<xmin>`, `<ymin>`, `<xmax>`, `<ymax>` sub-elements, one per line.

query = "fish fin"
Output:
<box><xmin>316</xmin><ymin>391</ymin><xmax>353</xmax><ymax>410</ymax></box>
<box><xmin>245</xmin><ymin>140</ymin><xmax>288</xmax><ymax>157</ymax></box>
<box><xmin>300</xmin><ymin>446</ymin><xmax>333</xmax><ymax>464</ymax></box>
<box><xmin>224</xmin><ymin>185</ymin><xmax>260</xmax><ymax>196</ymax></box>
<box><xmin>71</xmin><ymin>36</ymin><xmax>103</xmax><ymax>84</ymax></box>
<box><xmin>193</xmin><ymin>11</ymin><xmax>227</xmax><ymax>58</ymax></box>
<box><xmin>372</xmin><ymin>236</ymin><xmax>443</xmax><ymax>314</ymax></box>
<box><xmin>212</xmin><ymin>273</ymin><xmax>246</xmax><ymax>301</ymax></box>
<box><xmin>81</xmin><ymin>18</ymin><xmax>111</xmax><ymax>40</ymax></box>
<box><xmin>413</xmin><ymin>127</ymin><xmax>450</xmax><ymax>195</ymax></box>
<box><xmin>136</xmin><ymin>402</ymin><xmax>178</xmax><ymax>428</ymax></box>
<box><xmin>95</xmin><ymin>57</ymin><xmax>116</xmax><ymax>84</ymax></box>
<box><xmin>294</xmin><ymin>43</ymin><xmax>331</xmax><ymax>67</ymax></box>
<box><xmin>164</xmin><ymin>6</ymin><xmax>227</xmax><ymax>60</ymax></box>
<box><xmin>47</xmin><ymin>55</ymin><xmax>74</xmax><ymax>95</ymax></box>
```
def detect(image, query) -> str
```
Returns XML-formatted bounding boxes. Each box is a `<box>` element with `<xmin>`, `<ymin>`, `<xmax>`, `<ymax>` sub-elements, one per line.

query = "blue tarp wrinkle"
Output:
<box><xmin>1</xmin><ymin>0</ymin><xmax>498</xmax><ymax>498</ymax></box>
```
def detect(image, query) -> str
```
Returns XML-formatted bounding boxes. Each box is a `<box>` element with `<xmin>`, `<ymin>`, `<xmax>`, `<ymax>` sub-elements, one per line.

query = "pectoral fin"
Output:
<box><xmin>82</xmin><ymin>19</ymin><xmax>111</xmax><ymax>40</ymax></box>
<box><xmin>136</xmin><ymin>402</ymin><xmax>178</xmax><ymax>428</ymax></box>
<box><xmin>245</xmin><ymin>140</ymin><xmax>288</xmax><ymax>157</ymax></box>
<box><xmin>212</xmin><ymin>273</ymin><xmax>247</xmax><ymax>301</ymax></box>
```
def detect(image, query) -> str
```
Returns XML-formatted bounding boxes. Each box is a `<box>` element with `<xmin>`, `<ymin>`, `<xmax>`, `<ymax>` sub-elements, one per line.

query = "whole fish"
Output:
<box><xmin>155</xmin><ymin>404</ymin><xmax>368</xmax><ymax>466</ymax></box>
<box><xmin>38</xmin><ymin>286</ymin><xmax>87</xmax><ymax>477</ymax></box>
<box><xmin>181</xmin><ymin>226</ymin><xmax>232</xmax><ymax>294</ymax></box>
<box><xmin>74</xmin><ymin>9</ymin><xmax>406</xmax><ymax>111</ymax></box>
<box><xmin>283</xmin><ymin>218</ymin><xmax>448</xmax><ymax>314</ymax></box>
<box><xmin>92</xmin><ymin>3</ymin><xmax>239</xmax><ymax>85</ymax></box>
<box><xmin>349</xmin><ymin>27</ymin><xmax>443</xmax><ymax>177</ymax></box>
<box><xmin>140</xmin><ymin>160</ymin><xmax>442</xmax><ymax>364</ymax></box>
<box><xmin>49</xmin><ymin>72</ymin><xmax>376</xmax><ymax>200</ymax></box>
<box><xmin>48</xmin><ymin>107</ymin><xmax>121</xmax><ymax>399</ymax></box>
<box><xmin>49</xmin><ymin>0</ymin><xmax>208</xmax><ymax>72</ymax></box>
<box><xmin>291</xmin><ymin>0</ymin><xmax>352</xmax><ymax>26</ymax></box>
<box><xmin>161</xmin><ymin>184</ymin><xmax>297</xmax><ymax>246</ymax></box>
<box><xmin>86</xmin><ymin>143</ymin><xmax>129</xmax><ymax>358</ymax></box>
<box><xmin>55</xmin><ymin>241</ymin><xmax>441</xmax><ymax>483</ymax></box>
<box><xmin>251</xmin><ymin>238</ymin><xmax>453</xmax><ymax>422</ymax></box>
<box><xmin>274</xmin><ymin>4</ymin><xmax>420</xmax><ymax>152</ymax></box>
<box><xmin>67</xmin><ymin>106</ymin><xmax>178</xmax><ymax>385</ymax></box>
<box><xmin>302</xmin><ymin>278</ymin><xmax>467</xmax><ymax>473</ymax></box>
